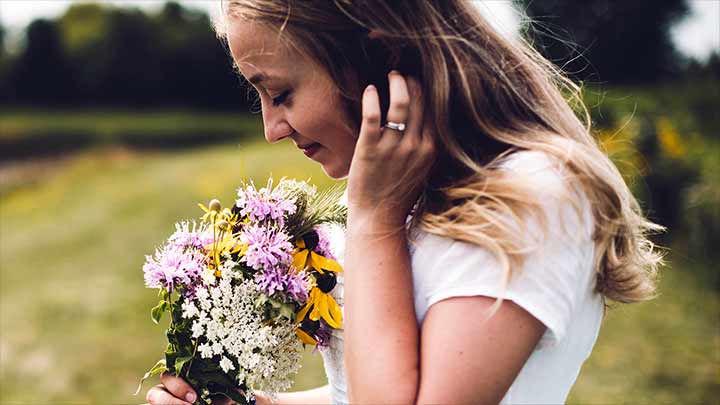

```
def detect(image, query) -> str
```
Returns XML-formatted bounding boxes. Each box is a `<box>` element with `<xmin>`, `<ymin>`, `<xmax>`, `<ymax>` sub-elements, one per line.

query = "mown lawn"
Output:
<box><xmin>1</xmin><ymin>139</ymin><xmax>717</xmax><ymax>403</ymax></box>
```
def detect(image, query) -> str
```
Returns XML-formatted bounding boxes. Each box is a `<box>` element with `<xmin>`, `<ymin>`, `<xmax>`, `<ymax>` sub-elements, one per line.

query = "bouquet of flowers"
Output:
<box><xmin>136</xmin><ymin>179</ymin><xmax>346</xmax><ymax>404</ymax></box>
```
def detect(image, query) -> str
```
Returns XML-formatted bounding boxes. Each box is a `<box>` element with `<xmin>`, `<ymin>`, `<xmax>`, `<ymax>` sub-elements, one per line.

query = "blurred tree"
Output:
<box><xmin>151</xmin><ymin>2</ymin><xmax>244</xmax><ymax>108</ymax></box>
<box><xmin>57</xmin><ymin>3</ymin><xmax>111</xmax><ymax>103</ymax></box>
<box><xmin>516</xmin><ymin>0</ymin><xmax>690</xmax><ymax>84</ymax></box>
<box><xmin>0</xmin><ymin>1</ymin><xmax>251</xmax><ymax>109</ymax></box>
<box><xmin>8</xmin><ymin>19</ymin><xmax>73</xmax><ymax>105</ymax></box>
<box><xmin>0</xmin><ymin>24</ymin><xmax>7</xmax><ymax>103</ymax></box>
<box><xmin>0</xmin><ymin>24</ymin><xmax>5</xmax><ymax>61</ymax></box>
<box><xmin>100</xmin><ymin>8</ymin><xmax>160</xmax><ymax>106</ymax></box>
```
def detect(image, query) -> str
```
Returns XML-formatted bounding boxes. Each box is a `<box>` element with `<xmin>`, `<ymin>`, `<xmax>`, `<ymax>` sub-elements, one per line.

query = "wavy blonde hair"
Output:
<box><xmin>217</xmin><ymin>0</ymin><xmax>664</xmax><ymax>303</ymax></box>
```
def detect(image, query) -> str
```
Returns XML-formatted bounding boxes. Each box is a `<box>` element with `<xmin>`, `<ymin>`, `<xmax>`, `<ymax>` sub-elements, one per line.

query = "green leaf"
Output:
<box><xmin>208</xmin><ymin>387</ymin><xmax>248</xmax><ymax>404</ymax></box>
<box><xmin>174</xmin><ymin>354</ymin><xmax>193</xmax><ymax>375</ymax></box>
<box><xmin>134</xmin><ymin>358</ymin><xmax>168</xmax><ymax>396</ymax></box>
<box><xmin>151</xmin><ymin>300</ymin><xmax>167</xmax><ymax>324</ymax></box>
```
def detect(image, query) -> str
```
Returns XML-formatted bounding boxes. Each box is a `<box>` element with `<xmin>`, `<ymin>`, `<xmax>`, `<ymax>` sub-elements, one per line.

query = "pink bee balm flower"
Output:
<box><xmin>240</xmin><ymin>224</ymin><xmax>294</xmax><ymax>271</ymax></box>
<box><xmin>143</xmin><ymin>245</ymin><xmax>205</xmax><ymax>293</ymax></box>
<box><xmin>235</xmin><ymin>182</ymin><xmax>296</xmax><ymax>226</ymax></box>
<box><xmin>255</xmin><ymin>266</ymin><xmax>310</xmax><ymax>303</ymax></box>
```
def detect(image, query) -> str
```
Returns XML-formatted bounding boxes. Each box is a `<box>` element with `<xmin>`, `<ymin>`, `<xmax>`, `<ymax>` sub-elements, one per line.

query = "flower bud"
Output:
<box><xmin>208</xmin><ymin>199</ymin><xmax>222</xmax><ymax>211</ymax></box>
<box><xmin>216</xmin><ymin>219</ymin><xmax>230</xmax><ymax>231</ymax></box>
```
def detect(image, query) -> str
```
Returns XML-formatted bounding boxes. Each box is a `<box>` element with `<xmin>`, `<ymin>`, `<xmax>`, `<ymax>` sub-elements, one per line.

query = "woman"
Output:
<box><xmin>147</xmin><ymin>1</ymin><xmax>663</xmax><ymax>404</ymax></box>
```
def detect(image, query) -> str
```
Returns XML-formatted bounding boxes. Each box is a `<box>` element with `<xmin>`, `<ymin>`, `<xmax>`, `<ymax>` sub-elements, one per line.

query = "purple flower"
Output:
<box><xmin>240</xmin><ymin>225</ymin><xmax>294</xmax><ymax>271</ymax></box>
<box><xmin>254</xmin><ymin>266</ymin><xmax>285</xmax><ymax>297</ymax></box>
<box><xmin>313</xmin><ymin>320</ymin><xmax>333</xmax><ymax>353</ymax></box>
<box><xmin>235</xmin><ymin>182</ymin><xmax>296</xmax><ymax>226</ymax></box>
<box><xmin>143</xmin><ymin>245</ymin><xmax>205</xmax><ymax>292</ymax></box>
<box><xmin>285</xmin><ymin>270</ymin><xmax>310</xmax><ymax>303</ymax></box>
<box><xmin>314</xmin><ymin>225</ymin><xmax>336</xmax><ymax>260</ymax></box>
<box><xmin>255</xmin><ymin>267</ymin><xmax>310</xmax><ymax>302</ymax></box>
<box><xmin>168</xmin><ymin>221</ymin><xmax>213</xmax><ymax>250</ymax></box>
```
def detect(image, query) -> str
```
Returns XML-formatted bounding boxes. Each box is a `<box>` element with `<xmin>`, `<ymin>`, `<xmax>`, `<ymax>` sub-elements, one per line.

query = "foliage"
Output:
<box><xmin>0</xmin><ymin>2</ymin><xmax>248</xmax><ymax>109</ymax></box>
<box><xmin>516</xmin><ymin>0</ymin><xmax>690</xmax><ymax>83</ymax></box>
<box><xmin>585</xmin><ymin>79</ymin><xmax>719</xmax><ymax>263</ymax></box>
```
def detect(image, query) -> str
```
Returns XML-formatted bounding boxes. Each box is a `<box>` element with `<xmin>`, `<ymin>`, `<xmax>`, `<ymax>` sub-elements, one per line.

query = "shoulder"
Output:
<box><xmin>411</xmin><ymin>150</ymin><xmax>598</xmax><ymax>344</ymax></box>
<box><xmin>498</xmin><ymin>150</ymin><xmax>578</xmax><ymax>200</ymax></box>
<box><xmin>498</xmin><ymin>150</ymin><xmax>594</xmax><ymax>240</ymax></box>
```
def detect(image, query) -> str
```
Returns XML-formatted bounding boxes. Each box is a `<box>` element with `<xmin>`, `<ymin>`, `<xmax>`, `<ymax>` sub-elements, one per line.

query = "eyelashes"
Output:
<box><xmin>245</xmin><ymin>86</ymin><xmax>291</xmax><ymax>114</ymax></box>
<box><xmin>271</xmin><ymin>90</ymin><xmax>291</xmax><ymax>107</ymax></box>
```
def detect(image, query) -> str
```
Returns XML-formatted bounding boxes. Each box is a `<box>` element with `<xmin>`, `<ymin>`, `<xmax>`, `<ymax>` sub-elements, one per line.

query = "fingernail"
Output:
<box><xmin>366</xmin><ymin>84</ymin><xmax>376</xmax><ymax>92</ymax></box>
<box><xmin>186</xmin><ymin>392</ymin><xmax>196</xmax><ymax>403</ymax></box>
<box><xmin>389</xmin><ymin>69</ymin><xmax>400</xmax><ymax>76</ymax></box>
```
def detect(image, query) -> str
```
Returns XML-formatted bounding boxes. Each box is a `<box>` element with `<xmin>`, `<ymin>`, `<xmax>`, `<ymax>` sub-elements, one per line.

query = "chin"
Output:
<box><xmin>321</xmin><ymin>161</ymin><xmax>350</xmax><ymax>180</ymax></box>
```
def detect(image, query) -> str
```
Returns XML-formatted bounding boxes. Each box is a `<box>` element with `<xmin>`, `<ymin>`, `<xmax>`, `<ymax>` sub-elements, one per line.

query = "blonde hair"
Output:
<box><xmin>217</xmin><ymin>0</ymin><xmax>664</xmax><ymax>303</ymax></box>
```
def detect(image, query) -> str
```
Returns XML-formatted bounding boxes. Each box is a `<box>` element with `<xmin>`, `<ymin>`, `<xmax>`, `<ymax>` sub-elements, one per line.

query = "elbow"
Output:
<box><xmin>347</xmin><ymin>369</ymin><xmax>420</xmax><ymax>404</ymax></box>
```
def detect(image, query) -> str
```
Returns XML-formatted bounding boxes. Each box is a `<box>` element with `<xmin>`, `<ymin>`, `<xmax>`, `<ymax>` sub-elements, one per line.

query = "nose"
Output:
<box><xmin>261</xmin><ymin>102</ymin><xmax>293</xmax><ymax>143</ymax></box>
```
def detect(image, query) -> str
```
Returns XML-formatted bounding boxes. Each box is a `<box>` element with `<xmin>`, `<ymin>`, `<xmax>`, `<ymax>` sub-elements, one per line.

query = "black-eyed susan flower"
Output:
<box><xmin>296</xmin><ymin>286</ymin><xmax>343</xmax><ymax>329</ymax></box>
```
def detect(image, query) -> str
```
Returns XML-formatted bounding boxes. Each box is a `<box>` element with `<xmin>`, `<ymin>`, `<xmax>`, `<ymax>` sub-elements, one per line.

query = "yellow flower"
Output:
<box><xmin>297</xmin><ymin>287</ymin><xmax>343</xmax><ymax>329</ymax></box>
<box><xmin>295</xmin><ymin>328</ymin><xmax>318</xmax><ymax>345</ymax></box>
<box><xmin>292</xmin><ymin>238</ymin><xmax>342</xmax><ymax>274</ymax></box>
<box><xmin>198</xmin><ymin>198</ymin><xmax>223</xmax><ymax>222</ymax></box>
<box><xmin>656</xmin><ymin>117</ymin><xmax>686</xmax><ymax>158</ymax></box>
<box><xmin>204</xmin><ymin>232</ymin><xmax>246</xmax><ymax>277</ymax></box>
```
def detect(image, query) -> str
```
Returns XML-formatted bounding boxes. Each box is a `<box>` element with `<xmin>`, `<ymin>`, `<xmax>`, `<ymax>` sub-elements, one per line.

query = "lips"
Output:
<box><xmin>298</xmin><ymin>142</ymin><xmax>321</xmax><ymax>158</ymax></box>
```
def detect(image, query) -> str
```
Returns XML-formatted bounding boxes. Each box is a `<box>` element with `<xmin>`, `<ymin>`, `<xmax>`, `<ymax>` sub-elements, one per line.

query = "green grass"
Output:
<box><xmin>1</xmin><ymin>139</ymin><xmax>717</xmax><ymax>403</ymax></box>
<box><xmin>0</xmin><ymin>110</ymin><xmax>265</xmax><ymax>161</ymax></box>
<box><xmin>0</xmin><ymin>110</ymin><xmax>262</xmax><ymax>141</ymax></box>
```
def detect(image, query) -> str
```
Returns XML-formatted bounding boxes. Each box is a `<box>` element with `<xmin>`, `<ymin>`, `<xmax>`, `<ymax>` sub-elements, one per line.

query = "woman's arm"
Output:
<box><xmin>344</xmin><ymin>219</ymin><xmax>546</xmax><ymax>403</ymax></box>
<box><xmin>256</xmin><ymin>385</ymin><xmax>331</xmax><ymax>405</ymax></box>
<box><xmin>343</xmin><ymin>73</ymin><xmax>547</xmax><ymax>403</ymax></box>
<box><xmin>416</xmin><ymin>296</ymin><xmax>546</xmax><ymax>404</ymax></box>
<box><xmin>343</xmin><ymin>73</ymin><xmax>431</xmax><ymax>403</ymax></box>
<box><xmin>344</xmin><ymin>218</ymin><xmax>420</xmax><ymax>403</ymax></box>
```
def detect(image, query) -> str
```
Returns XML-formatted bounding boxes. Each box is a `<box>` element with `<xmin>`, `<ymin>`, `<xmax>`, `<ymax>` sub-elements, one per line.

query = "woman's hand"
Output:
<box><xmin>146</xmin><ymin>373</ymin><xmax>272</xmax><ymax>405</ymax></box>
<box><xmin>347</xmin><ymin>71</ymin><xmax>435</xmax><ymax>228</ymax></box>
<box><xmin>145</xmin><ymin>372</ymin><xmax>197</xmax><ymax>405</ymax></box>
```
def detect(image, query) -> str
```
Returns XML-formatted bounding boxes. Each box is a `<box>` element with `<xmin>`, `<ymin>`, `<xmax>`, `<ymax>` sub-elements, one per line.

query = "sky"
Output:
<box><xmin>0</xmin><ymin>0</ymin><xmax>718</xmax><ymax>61</ymax></box>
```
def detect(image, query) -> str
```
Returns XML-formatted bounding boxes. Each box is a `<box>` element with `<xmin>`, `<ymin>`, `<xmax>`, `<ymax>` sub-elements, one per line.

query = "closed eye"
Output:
<box><xmin>272</xmin><ymin>90</ymin><xmax>291</xmax><ymax>107</ymax></box>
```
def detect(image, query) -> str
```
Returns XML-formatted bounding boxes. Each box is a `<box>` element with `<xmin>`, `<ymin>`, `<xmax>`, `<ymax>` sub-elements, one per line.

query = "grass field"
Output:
<box><xmin>1</xmin><ymin>139</ymin><xmax>717</xmax><ymax>403</ymax></box>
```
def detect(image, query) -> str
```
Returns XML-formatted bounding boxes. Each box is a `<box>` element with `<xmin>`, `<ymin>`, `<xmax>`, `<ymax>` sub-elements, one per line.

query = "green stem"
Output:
<box><xmin>185</xmin><ymin>337</ymin><xmax>200</xmax><ymax>379</ymax></box>
<box><xmin>167</xmin><ymin>291</ymin><xmax>174</xmax><ymax>338</ymax></box>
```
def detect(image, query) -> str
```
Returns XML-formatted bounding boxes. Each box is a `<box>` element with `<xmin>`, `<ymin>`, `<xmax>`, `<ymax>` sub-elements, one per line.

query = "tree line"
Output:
<box><xmin>0</xmin><ymin>2</ymin><xmax>247</xmax><ymax>109</ymax></box>
<box><xmin>0</xmin><ymin>0</ymin><xmax>716</xmax><ymax>109</ymax></box>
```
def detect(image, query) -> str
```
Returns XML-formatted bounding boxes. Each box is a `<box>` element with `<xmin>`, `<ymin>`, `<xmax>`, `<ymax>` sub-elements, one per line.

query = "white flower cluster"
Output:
<box><xmin>181</xmin><ymin>275</ymin><xmax>304</xmax><ymax>394</ymax></box>
<box><xmin>274</xmin><ymin>178</ymin><xmax>317</xmax><ymax>199</ymax></box>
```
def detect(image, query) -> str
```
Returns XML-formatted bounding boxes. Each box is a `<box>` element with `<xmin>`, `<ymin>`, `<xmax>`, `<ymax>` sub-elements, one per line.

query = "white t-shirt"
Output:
<box><xmin>321</xmin><ymin>151</ymin><xmax>605</xmax><ymax>404</ymax></box>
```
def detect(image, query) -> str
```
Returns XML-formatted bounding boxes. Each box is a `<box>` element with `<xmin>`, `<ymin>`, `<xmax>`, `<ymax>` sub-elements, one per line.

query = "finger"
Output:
<box><xmin>404</xmin><ymin>77</ymin><xmax>424</xmax><ymax>141</ymax></box>
<box><xmin>146</xmin><ymin>384</ymin><xmax>192</xmax><ymax>405</ymax></box>
<box><xmin>359</xmin><ymin>84</ymin><xmax>382</xmax><ymax>145</ymax></box>
<box><xmin>385</xmin><ymin>71</ymin><xmax>410</xmax><ymax>136</ymax></box>
<box><xmin>160</xmin><ymin>372</ymin><xmax>197</xmax><ymax>404</ymax></box>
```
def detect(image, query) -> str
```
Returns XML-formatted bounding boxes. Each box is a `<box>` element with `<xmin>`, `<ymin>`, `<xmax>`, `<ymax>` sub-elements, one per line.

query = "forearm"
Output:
<box><xmin>343</xmin><ymin>211</ymin><xmax>420</xmax><ymax>403</ymax></box>
<box><xmin>256</xmin><ymin>385</ymin><xmax>331</xmax><ymax>405</ymax></box>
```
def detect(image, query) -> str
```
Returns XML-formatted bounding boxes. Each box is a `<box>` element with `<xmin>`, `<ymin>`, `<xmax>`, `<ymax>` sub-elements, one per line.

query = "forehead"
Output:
<box><xmin>226</xmin><ymin>19</ymin><xmax>304</xmax><ymax>78</ymax></box>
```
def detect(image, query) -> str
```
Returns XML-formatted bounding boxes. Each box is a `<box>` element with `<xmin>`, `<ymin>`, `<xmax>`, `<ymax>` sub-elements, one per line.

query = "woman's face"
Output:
<box><xmin>227</xmin><ymin>19</ymin><xmax>358</xmax><ymax>179</ymax></box>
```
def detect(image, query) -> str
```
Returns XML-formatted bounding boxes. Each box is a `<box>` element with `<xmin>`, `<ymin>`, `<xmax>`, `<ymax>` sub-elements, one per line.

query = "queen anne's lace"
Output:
<box><xmin>184</xmin><ymin>278</ymin><xmax>303</xmax><ymax>393</ymax></box>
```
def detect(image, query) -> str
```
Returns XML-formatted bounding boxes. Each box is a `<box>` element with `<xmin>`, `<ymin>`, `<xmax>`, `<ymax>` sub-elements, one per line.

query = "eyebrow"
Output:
<box><xmin>247</xmin><ymin>72</ymin><xmax>270</xmax><ymax>85</ymax></box>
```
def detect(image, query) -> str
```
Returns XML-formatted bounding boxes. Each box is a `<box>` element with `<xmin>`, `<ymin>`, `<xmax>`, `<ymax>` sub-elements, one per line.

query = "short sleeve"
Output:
<box><xmin>414</xmin><ymin>151</ymin><xmax>595</xmax><ymax>347</ymax></box>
